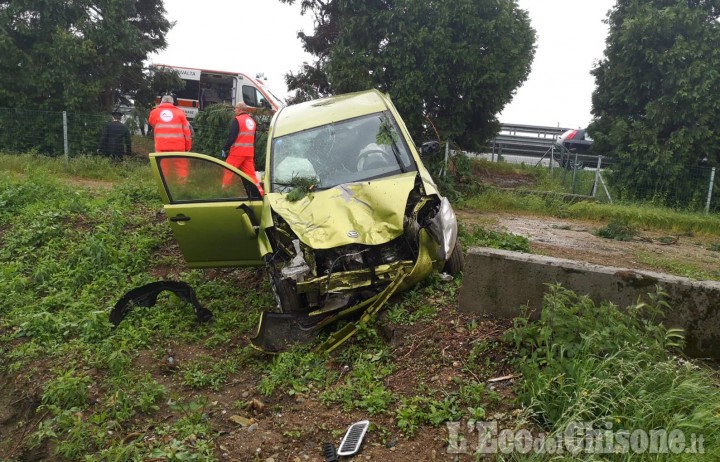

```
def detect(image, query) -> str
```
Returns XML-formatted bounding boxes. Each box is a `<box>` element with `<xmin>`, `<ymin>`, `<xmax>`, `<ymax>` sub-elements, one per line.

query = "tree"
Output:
<box><xmin>0</xmin><ymin>0</ymin><xmax>172</xmax><ymax>113</ymax></box>
<box><xmin>129</xmin><ymin>66</ymin><xmax>186</xmax><ymax>135</ymax></box>
<box><xmin>279</xmin><ymin>0</ymin><xmax>535</xmax><ymax>151</ymax></box>
<box><xmin>589</xmin><ymin>0</ymin><xmax>720</xmax><ymax>206</ymax></box>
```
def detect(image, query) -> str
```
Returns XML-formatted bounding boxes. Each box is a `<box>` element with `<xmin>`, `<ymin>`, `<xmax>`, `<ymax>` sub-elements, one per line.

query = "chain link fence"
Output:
<box><xmin>0</xmin><ymin>107</ymin><xmax>116</xmax><ymax>157</ymax></box>
<box><xmin>3</xmin><ymin>107</ymin><xmax>717</xmax><ymax>213</ymax></box>
<box><xmin>0</xmin><ymin>106</ymin><xmax>267</xmax><ymax>161</ymax></box>
<box><xmin>564</xmin><ymin>159</ymin><xmax>717</xmax><ymax>213</ymax></box>
<box><xmin>452</xmin><ymin>144</ymin><xmax>718</xmax><ymax>214</ymax></box>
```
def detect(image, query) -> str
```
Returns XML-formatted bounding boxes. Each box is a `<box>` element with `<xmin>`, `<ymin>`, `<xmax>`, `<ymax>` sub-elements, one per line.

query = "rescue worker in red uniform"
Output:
<box><xmin>148</xmin><ymin>95</ymin><xmax>193</xmax><ymax>181</ymax></box>
<box><xmin>222</xmin><ymin>102</ymin><xmax>264</xmax><ymax>195</ymax></box>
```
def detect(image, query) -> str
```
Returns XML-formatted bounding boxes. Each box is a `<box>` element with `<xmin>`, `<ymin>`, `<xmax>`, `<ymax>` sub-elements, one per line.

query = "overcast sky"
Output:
<box><xmin>500</xmin><ymin>0</ymin><xmax>615</xmax><ymax>129</ymax></box>
<box><xmin>150</xmin><ymin>0</ymin><xmax>615</xmax><ymax>130</ymax></box>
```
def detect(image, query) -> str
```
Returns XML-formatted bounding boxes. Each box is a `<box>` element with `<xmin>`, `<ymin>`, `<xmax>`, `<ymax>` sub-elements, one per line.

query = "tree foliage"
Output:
<box><xmin>589</xmin><ymin>0</ymin><xmax>720</xmax><ymax>206</ymax></box>
<box><xmin>0</xmin><ymin>0</ymin><xmax>172</xmax><ymax>113</ymax></box>
<box><xmin>192</xmin><ymin>104</ymin><xmax>235</xmax><ymax>157</ymax></box>
<box><xmin>279</xmin><ymin>0</ymin><xmax>535</xmax><ymax>151</ymax></box>
<box><xmin>193</xmin><ymin>104</ymin><xmax>271</xmax><ymax>169</ymax></box>
<box><xmin>128</xmin><ymin>67</ymin><xmax>186</xmax><ymax>135</ymax></box>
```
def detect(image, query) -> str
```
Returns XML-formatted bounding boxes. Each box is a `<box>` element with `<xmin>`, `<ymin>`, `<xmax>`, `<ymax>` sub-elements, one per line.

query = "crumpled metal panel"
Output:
<box><xmin>266</xmin><ymin>172</ymin><xmax>418</xmax><ymax>249</ymax></box>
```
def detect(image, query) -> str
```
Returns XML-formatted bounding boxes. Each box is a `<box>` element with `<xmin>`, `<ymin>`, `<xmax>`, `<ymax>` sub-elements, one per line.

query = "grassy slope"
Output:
<box><xmin>0</xmin><ymin>155</ymin><xmax>513</xmax><ymax>460</ymax></box>
<box><xmin>1</xmin><ymin>153</ymin><xmax>718</xmax><ymax>461</ymax></box>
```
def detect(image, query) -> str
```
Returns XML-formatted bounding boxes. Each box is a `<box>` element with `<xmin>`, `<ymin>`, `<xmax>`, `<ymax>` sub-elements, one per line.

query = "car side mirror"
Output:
<box><xmin>420</xmin><ymin>141</ymin><xmax>440</xmax><ymax>157</ymax></box>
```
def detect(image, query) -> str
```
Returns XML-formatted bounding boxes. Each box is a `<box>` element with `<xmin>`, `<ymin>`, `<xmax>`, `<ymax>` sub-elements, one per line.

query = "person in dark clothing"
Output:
<box><xmin>98</xmin><ymin>111</ymin><xmax>132</xmax><ymax>160</ymax></box>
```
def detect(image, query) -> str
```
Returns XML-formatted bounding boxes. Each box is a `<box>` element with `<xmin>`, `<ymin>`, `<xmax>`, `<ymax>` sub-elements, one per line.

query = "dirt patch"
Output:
<box><xmin>0</xmin><ymin>306</ymin><xmax>516</xmax><ymax>462</ymax></box>
<box><xmin>205</xmin><ymin>312</ymin><xmax>518</xmax><ymax>462</ymax></box>
<box><xmin>457</xmin><ymin>210</ymin><xmax>720</xmax><ymax>278</ymax></box>
<box><xmin>470</xmin><ymin>163</ymin><xmax>538</xmax><ymax>189</ymax></box>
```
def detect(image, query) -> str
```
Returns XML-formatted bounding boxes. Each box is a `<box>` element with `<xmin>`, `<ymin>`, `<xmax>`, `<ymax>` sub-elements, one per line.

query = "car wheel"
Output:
<box><xmin>443</xmin><ymin>239</ymin><xmax>465</xmax><ymax>276</ymax></box>
<box><xmin>269</xmin><ymin>272</ymin><xmax>302</xmax><ymax>313</ymax></box>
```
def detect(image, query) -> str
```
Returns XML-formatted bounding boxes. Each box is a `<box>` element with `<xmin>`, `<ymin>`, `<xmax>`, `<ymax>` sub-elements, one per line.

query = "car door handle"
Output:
<box><xmin>170</xmin><ymin>214</ymin><xmax>191</xmax><ymax>223</ymax></box>
<box><xmin>238</xmin><ymin>204</ymin><xmax>260</xmax><ymax>235</ymax></box>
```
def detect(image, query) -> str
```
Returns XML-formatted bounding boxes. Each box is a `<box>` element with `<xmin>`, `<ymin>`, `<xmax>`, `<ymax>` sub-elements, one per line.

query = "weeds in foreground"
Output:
<box><xmin>458</xmin><ymin>222</ymin><xmax>531</xmax><ymax>253</ymax></box>
<box><xmin>385</xmin><ymin>271</ymin><xmax>461</xmax><ymax>324</ymax></box>
<box><xmin>320</xmin><ymin>347</ymin><xmax>396</xmax><ymax>415</ymax></box>
<box><xmin>396</xmin><ymin>394</ymin><xmax>462</xmax><ymax>436</ymax></box>
<box><xmin>504</xmin><ymin>284</ymin><xmax>720</xmax><ymax>461</ymax></box>
<box><xmin>258</xmin><ymin>348</ymin><xmax>335</xmax><ymax>397</ymax></box>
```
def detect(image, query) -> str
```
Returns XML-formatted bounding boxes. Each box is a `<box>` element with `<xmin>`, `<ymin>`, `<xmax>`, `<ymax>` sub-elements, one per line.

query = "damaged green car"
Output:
<box><xmin>148</xmin><ymin>89</ymin><xmax>464</xmax><ymax>352</ymax></box>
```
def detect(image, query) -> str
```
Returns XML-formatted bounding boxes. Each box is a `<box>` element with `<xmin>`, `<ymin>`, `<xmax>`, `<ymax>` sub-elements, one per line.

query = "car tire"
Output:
<box><xmin>443</xmin><ymin>239</ymin><xmax>465</xmax><ymax>276</ymax></box>
<box><xmin>269</xmin><ymin>272</ymin><xmax>302</xmax><ymax>313</ymax></box>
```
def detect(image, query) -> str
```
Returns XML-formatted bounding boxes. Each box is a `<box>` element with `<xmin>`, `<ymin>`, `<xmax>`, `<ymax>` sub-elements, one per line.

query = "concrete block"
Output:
<box><xmin>458</xmin><ymin>247</ymin><xmax>720</xmax><ymax>359</ymax></box>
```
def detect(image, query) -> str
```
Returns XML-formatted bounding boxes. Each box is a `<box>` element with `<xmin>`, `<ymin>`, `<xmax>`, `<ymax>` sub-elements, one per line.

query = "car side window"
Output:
<box><xmin>158</xmin><ymin>156</ymin><xmax>255</xmax><ymax>203</ymax></box>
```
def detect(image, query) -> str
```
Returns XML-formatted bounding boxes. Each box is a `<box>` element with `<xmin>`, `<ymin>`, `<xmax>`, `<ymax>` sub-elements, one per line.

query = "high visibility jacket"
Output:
<box><xmin>228</xmin><ymin>113</ymin><xmax>256</xmax><ymax>158</ymax></box>
<box><xmin>148</xmin><ymin>103</ymin><xmax>192</xmax><ymax>152</ymax></box>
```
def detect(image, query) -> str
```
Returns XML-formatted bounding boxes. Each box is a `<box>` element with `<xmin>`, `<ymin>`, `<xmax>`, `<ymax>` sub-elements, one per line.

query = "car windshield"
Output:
<box><xmin>270</xmin><ymin>112</ymin><xmax>416</xmax><ymax>192</ymax></box>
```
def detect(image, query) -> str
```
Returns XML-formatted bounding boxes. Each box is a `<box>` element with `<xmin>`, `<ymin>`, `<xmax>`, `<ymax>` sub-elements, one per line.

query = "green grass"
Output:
<box><xmin>385</xmin><ymin>271</ymin><xmax>461</xmax><ymax>324</ymax></box>
<box><xmin>2</xmin><ymin>153</ymin><xmax>719</xmax><ymax>460</ymax></box>
<box><xmin>0</xmin><ymin>159</ymin><xmax>267</xmax><ymax>459</ymax></box>
<box><xmin>593</xmin><ymin>219</ymin><xmax>639</xmax><ymax>241</ymax></box>
<box><xmin>458</xmin><ymin>222</ymin><xmax>531</xmax><ymax>253</ymax></box>
<box><xmin>635</xmin><ymin>252</ymin><xmax>720</xmax><ymax>280</ymax></box>
<box><xmin>1</xmin><ymin>152</ymin><xmax>507</xmax><ymax>460</ymax></box>
<box><xmin>462</xmin><ymin>186</ymin><xmax>596</xmax><ymax>219</ymax></box>
<box><xmin>0</xmin><ymin>151</ymin><xmax>154</xmax><ymax>183</ymax></box>
<box><xmin>568</xmin><ymin>200</ymin><xmax>720</xmax><ymax>236</ymax></box>
<box><xmin>465</xmin><ymin>188</ymin><xmax>720</xmax><ymax>237</ymax></box>
<box><xmin>504</xmin><ymin>284</ymin><xmax>720</xmax><ymax>461</ymax></box>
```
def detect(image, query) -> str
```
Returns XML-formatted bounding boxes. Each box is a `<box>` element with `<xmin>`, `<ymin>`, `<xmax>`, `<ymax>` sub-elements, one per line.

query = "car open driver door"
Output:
<box><xmin>149</xmin><ymin>152</ymin><xmax>267</xmax><ymax>268</ymax></box>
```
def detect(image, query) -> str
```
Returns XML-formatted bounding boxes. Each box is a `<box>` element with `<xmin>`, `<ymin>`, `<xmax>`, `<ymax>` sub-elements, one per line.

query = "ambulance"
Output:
<box><xmin>151</xmin><ymin>64</ymin><xmax>285</xmax><ymax>120</ymax></box>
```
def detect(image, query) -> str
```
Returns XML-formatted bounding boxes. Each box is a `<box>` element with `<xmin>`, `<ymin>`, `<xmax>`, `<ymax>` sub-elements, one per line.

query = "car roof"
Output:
<box><xmin>270</xmin><ymin>89</ymin><xmax>391</xmax><ymax>138</ymax></box>
<box><xmin>559</xmin><ymin>128</ymin><xmax>588</xmax><ymax>139</ymax></box>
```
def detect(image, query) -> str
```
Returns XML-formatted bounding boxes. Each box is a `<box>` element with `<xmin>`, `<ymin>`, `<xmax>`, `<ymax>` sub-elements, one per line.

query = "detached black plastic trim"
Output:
<box><xmin>110</xmin><ymin>281</ymin><xmax>213</xmax><ymax>327</ymax></box>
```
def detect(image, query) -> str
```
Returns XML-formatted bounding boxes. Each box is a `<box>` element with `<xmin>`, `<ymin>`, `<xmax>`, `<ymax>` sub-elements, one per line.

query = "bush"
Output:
<box><xmin>504</xmin><ymin>285</ymin><xmax>720</xmax><ymax>460</ymax></box>
<box><xmin>192</xmin><ymin>104</ymin><xmax>269</xmax><ymax>169</ymax></box>
<box><xmin>191</xmin><ymin>103</ymin><xmax>234</xmax><ymax>157</ymax></box>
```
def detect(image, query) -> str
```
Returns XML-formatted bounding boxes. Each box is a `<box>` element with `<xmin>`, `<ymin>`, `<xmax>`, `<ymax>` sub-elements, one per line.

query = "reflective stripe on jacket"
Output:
<box><xmin>148</xmin><ymin>103</ymin><xmax>192</xmax><ymax>152</ymax></box>
<box><xmin>228</xmin><ymin>113</ymin><xmax>256</xmax><ymax>158</ymax></box>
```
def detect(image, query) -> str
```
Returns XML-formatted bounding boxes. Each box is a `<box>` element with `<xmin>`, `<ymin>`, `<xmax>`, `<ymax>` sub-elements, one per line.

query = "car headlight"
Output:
<box><xmin>425</xmin><ymin>197</ymin><xmax>458</xmax><ymax>260</ymax></box>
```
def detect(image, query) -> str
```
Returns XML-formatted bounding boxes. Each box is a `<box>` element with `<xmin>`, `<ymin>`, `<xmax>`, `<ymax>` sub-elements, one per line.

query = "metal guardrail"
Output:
<box><xmin>486</xmin><ymin>124</ymin><xmax>610</xmax><ymax>169</ymax></box>
<box><xmin>490</xmin><ymin>125</ymin><xmax>565</xmax><ymax>157</ymax></box>
<box><xmin>499</xmin><ymin>123</ymin><xmax>571</xmax><ymax>139</ymax></box>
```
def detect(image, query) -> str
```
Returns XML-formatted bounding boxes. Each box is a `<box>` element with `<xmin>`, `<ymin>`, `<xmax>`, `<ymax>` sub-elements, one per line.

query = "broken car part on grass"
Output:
<box><xmin>113</xmin><ymin>90</ymin><xmax>464</xmax><ymax>353</ymax></box>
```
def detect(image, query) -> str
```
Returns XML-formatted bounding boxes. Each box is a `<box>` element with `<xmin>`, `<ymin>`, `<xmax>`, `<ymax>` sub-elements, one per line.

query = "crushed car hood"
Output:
<box><xmin>267</xmin><ymin>172</ymin><xmax>418</xmax><ymax>249</ymax></box>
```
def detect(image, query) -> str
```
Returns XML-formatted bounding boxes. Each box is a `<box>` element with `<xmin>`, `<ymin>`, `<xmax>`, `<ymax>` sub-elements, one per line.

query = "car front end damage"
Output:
<box><xmin>114</xmin><ymin>90</ymin><xmax>463</xmax><ymax>354</ymax></box>
<box><xmin>250</xmin><ymin>172</ymin><xmax>459</xmax><ymax>352</ymax></box>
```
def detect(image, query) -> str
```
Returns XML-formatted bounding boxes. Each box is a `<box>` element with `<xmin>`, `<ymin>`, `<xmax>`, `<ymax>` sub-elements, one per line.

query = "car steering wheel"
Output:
<box><xmin>357</xmin><ymin>148</ymin><xmax>393</xmax><ymax>170</ymax></box>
